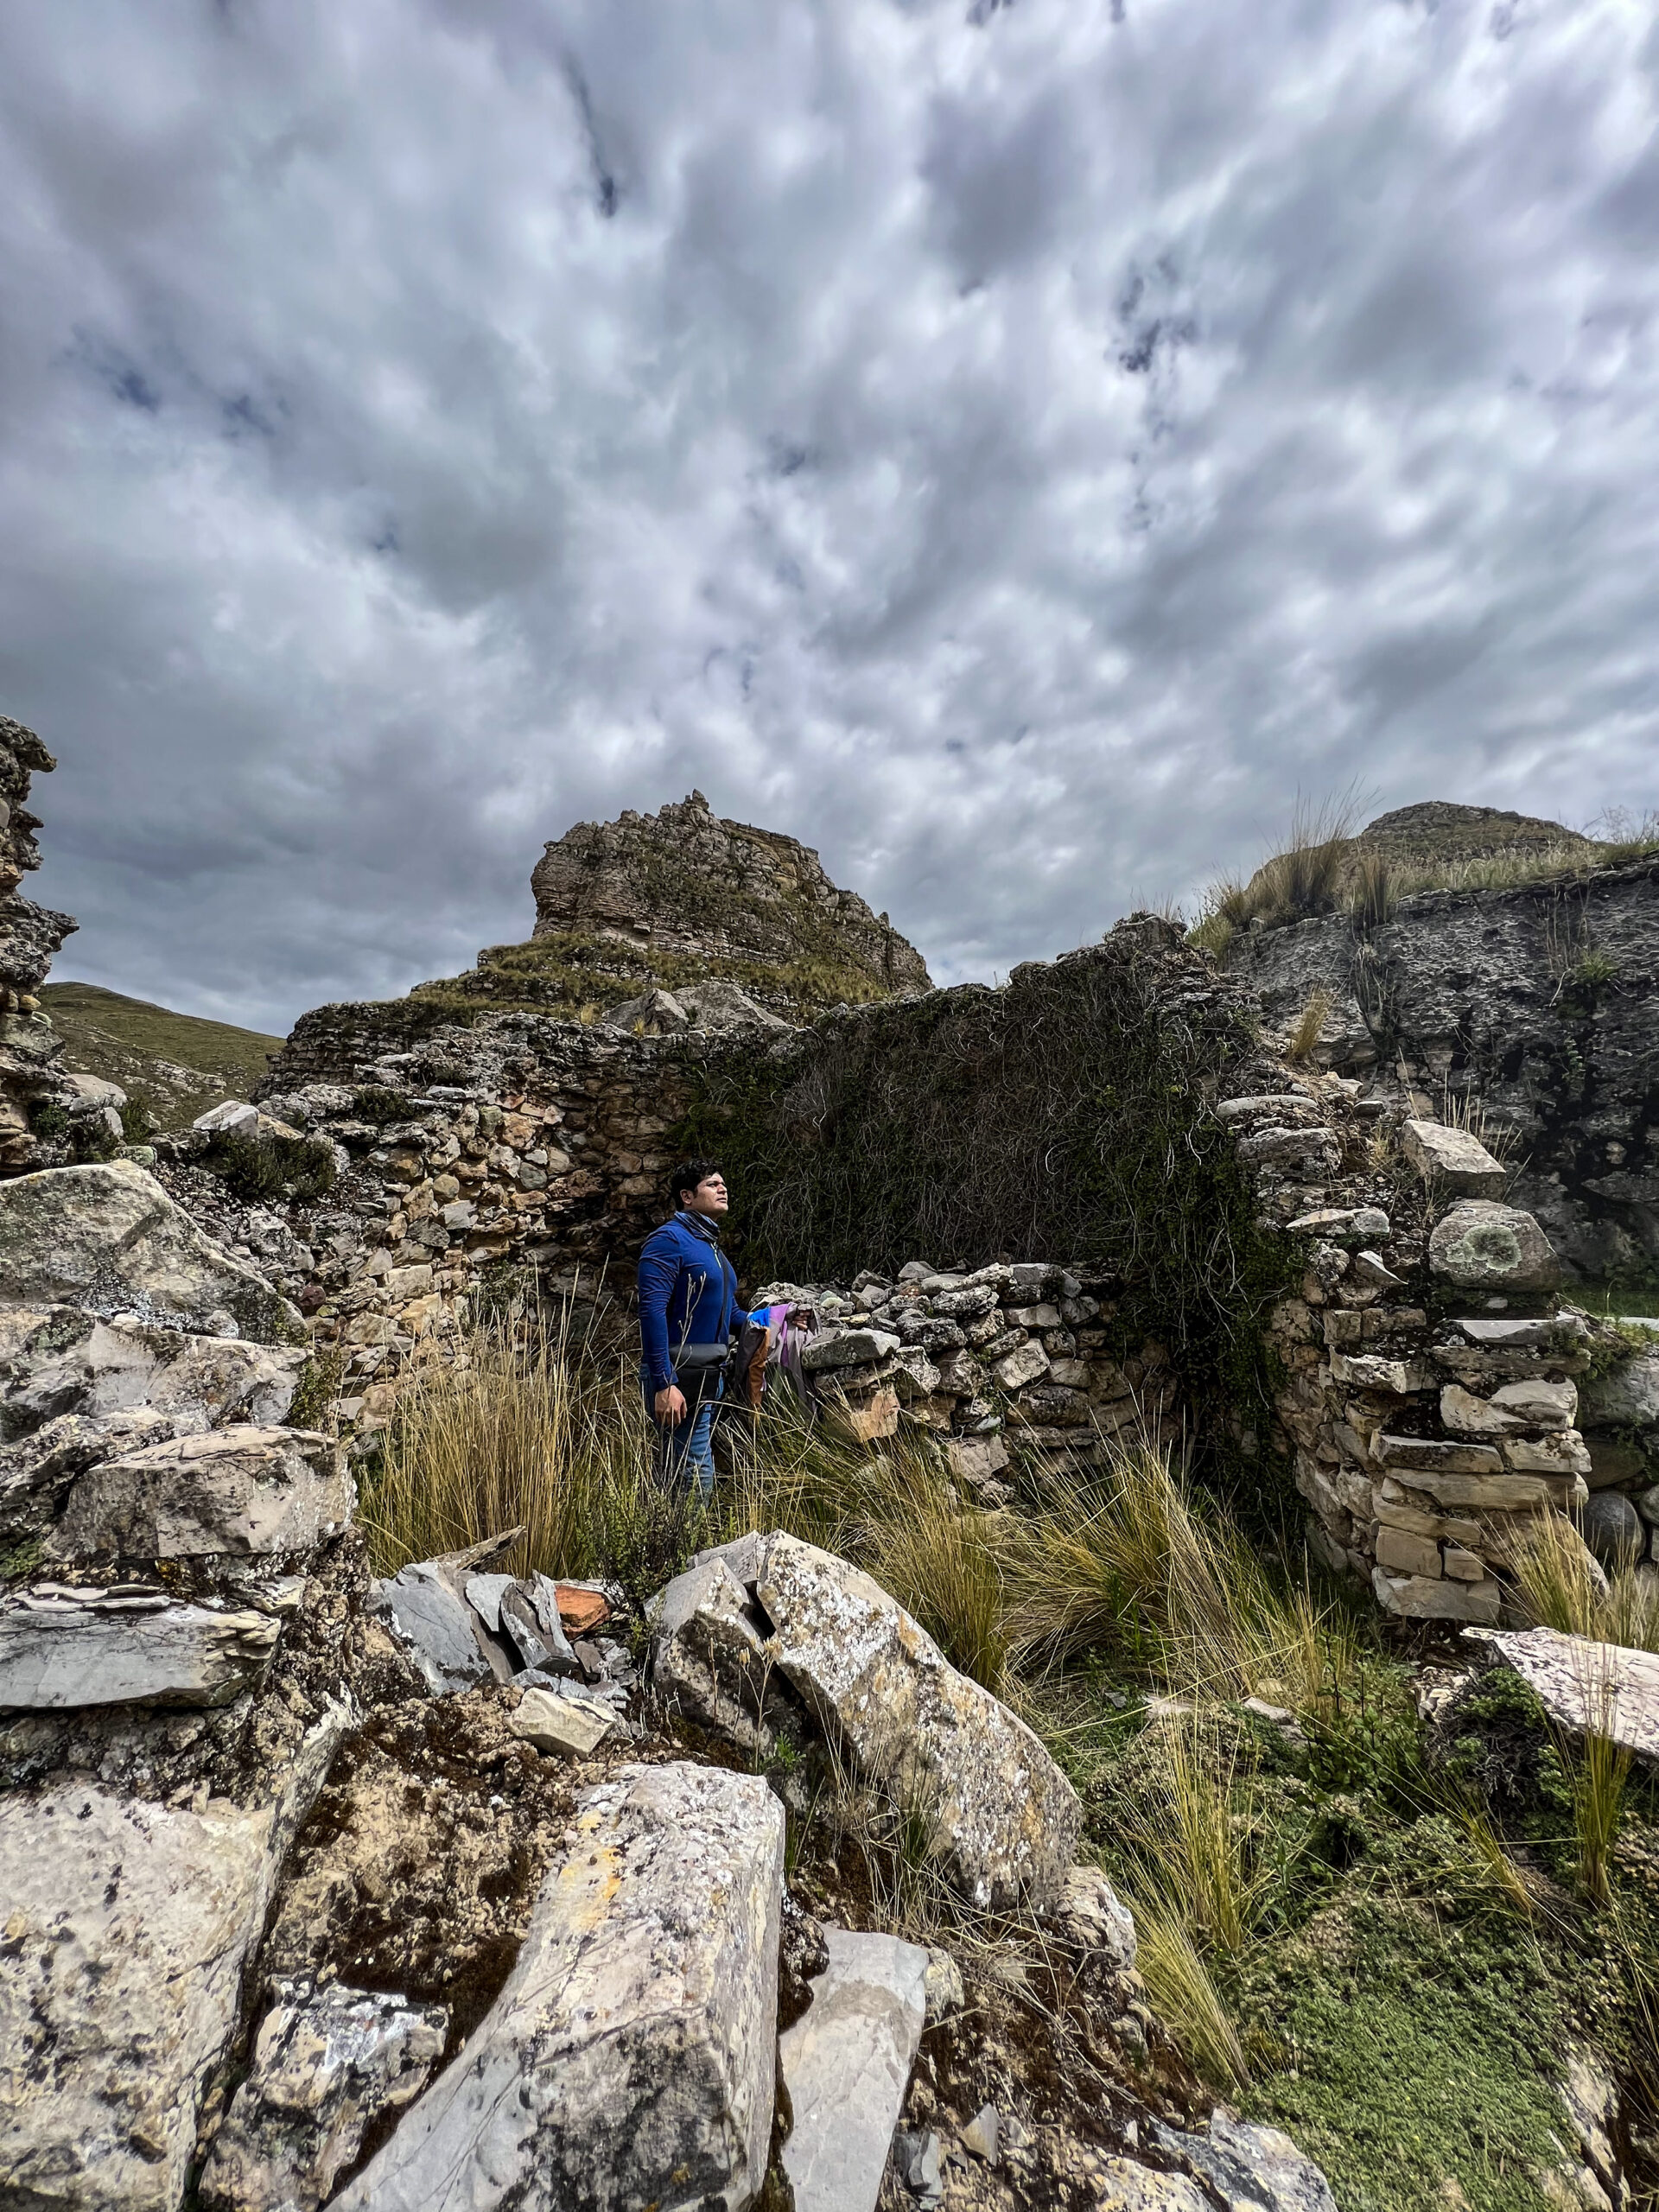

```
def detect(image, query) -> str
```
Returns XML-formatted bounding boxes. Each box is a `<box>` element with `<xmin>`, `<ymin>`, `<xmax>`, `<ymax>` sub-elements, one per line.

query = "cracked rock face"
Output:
<box><xmin>47</xmin><ymin>1425</ymin><xmax>353</xmax><ymax>1561</ymax></box>
<box><xmin>0</xmin><ymin>1160</ymin><xmax>305</xmax><ymax>1342</ymax></box>
<box><xmin>664</xmin><ymin>1531</ymin><xmax>1081</xmax><ymax>1913</ymax></box>
<box><xmin>329</xmin><ymin>1759</ymin><xmax>785</xmax><ymax>2212</ymax></box>
<box><xmin>0</xmin><ymin>1708</ymin><xmax>346</xmax><ymax>2212</ymax></box>
<box><xmin>200</xmin><ymin>1981</ymin><xmax>448</xmax><ymax>2212</ymax></box>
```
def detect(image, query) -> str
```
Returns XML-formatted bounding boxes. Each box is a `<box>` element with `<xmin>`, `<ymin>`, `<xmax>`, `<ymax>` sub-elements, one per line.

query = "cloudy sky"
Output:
<box><xmin>3</xmin><ymin>0</ymin><xmax>1656</xmax><ymax>1033</ymax></box>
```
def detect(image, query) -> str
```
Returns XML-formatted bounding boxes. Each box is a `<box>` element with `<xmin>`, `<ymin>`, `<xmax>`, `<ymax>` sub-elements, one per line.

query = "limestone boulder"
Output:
<box><xmin>0</xmin><ymin>1591</ymin><xmax>280</xmax><ymax>1709</ymax></box>
<box><xmin>755</xmin><ymin>1531</ymin><xmax>1081</xmax><ymax>1910</ymax></box>
<box><xmin>2</xmin><ymin>1309</ymin><xmax>307</xmax><ymax>1435</ymax></box>
<box><xmin>48</xmin><ymin>1426</ymin><xmax>352</xmax><ymax>1560</ymax></box>
<box><xmin>779</xmin><ymin>1928</ymin><xmax>929</xmax><ymax>2212</ymax></box>
<box><xmin>0</xmin><ymin>1707</ymin><xmax>346</xmax><ymax>2212</ymax></box>
<box><xmin>0</xmin><ymin>1406</ymin><xmax>175</xmax><ymax>1548</ymax></box>
<box><xmin>200</xmin><ymin>1982</ymin><xmax>448</xmax><ymax>2212</ymax></box>
<box><xmin>652</xmin><ymin>1551</ymin><xmax>780</xmax><ymax>1753</ymax></box>
<box><xmin>1154</xmin><ymin>2115</ymin><xmax>1338</xmax><ymax>2211</ymax></box>
<box><xmin>1428</xmin><ymin>1200</ymin><xmax>1559</xmax><ymax>1292</ymax></box>
<box><xmin>0</xmin><ymin>1160</ymin><xmax>305</xmax><ymax>1342</ymax></box>
<box><xmin>1582</xmin><ymin>1347</ymin><xmax>1659</xmax><ymax>1432</ymax></box>
<box><xmin>330</xmin><ymin>1761</ymin><xmax>784</xmax><ymax>2212</ymax></box>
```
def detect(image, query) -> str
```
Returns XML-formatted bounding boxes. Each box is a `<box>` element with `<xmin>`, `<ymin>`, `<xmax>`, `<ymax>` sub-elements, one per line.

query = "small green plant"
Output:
<box><xmin>26</xmin><ymin>1100</ymin><xmax>68</xmax><ymax>1139</ymax></box>
<box><xmin>118</xmin><ymin>1094</ymin><xmax>157</xmax><ymax>1145</ymax></box>
<box><xmin>352</xmin><ymin>1086</ymin><xmax>416</xmax><ymax>1125</ymax></box>
<box><xmin>207</xmin><ymin>1128</ymin><xmax>338</xmax><ymax>1202</ymax></box>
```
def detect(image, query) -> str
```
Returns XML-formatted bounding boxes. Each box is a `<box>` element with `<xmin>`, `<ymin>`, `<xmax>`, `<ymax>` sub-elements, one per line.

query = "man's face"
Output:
<box><xmin>683</xmin><ymin>1172</ymin><xmax>728</xmax><ymax>1218</ymax></box>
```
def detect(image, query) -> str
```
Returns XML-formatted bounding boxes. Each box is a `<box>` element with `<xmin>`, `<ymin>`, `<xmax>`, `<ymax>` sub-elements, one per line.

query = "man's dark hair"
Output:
<box><xmin>668</xmin><ymin>1157</ymin><xmax>721</xmax><ymax>1211</ymax></box>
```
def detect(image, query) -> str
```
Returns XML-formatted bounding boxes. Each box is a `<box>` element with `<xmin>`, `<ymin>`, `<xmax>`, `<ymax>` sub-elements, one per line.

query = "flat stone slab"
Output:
<box><xmin>779</xmin><ymin>1928</ymin><xmax>929</xmax><ymax>2212</ymax></box>
<box><xmin>0</xmin><ymin>1160</ymin><xmax>304</xmax><ymax>1342</ymax></box>
<box><xmin>368</xmin><ymin>1562</ymin><xmax>495</xmax><ymax>1695</ymax></box>
<box><xmin>1466</xmin><ymin>1624</ymin><xmax>1659</xmax><ymax>1763</ymax></box>
<box><xmin>0</xmin><ymin>1710</ymin><xmax>346</xmax><ymax>2212</ymax></box>
<box><xmin>331</xmin><ymin>1761</ymin><xmax>784</xmax><ymax>2212</ymax></box>
<box><xmin>0</xmin><ymin>1593</ymin><xmax>281</xmax><ymax>1708</ymax></box>
<box><xmin>756</xmin><ymin>1531</ymin><xmax>1082</xmax><ymax>1911</ymax></box>
<box><xmin>48</xmin><ymin>1425</ymin><xmax>353</xmax><ymax>1560</ymax></box>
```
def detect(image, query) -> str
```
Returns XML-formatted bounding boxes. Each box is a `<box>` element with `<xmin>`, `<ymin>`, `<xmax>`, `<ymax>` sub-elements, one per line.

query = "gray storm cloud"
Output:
<box><xmin>0</xmin><ymin>0</ymin><xmax>1655</xmax><ymax>1029</ymax></box>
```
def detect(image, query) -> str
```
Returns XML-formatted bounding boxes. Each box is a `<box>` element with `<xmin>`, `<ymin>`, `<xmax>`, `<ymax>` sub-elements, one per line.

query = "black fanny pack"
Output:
<box><xmin>675</xmin><ymin>1340</ymin><xmax>731</xmax><ymax>1374</ymax></box>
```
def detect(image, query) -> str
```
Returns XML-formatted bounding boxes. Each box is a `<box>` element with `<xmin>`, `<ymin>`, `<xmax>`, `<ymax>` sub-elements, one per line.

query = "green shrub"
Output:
<box><xmin>207</xmin><ymin>1128</ymin><xmax>338</xmax><ymax>1202</ymax></box>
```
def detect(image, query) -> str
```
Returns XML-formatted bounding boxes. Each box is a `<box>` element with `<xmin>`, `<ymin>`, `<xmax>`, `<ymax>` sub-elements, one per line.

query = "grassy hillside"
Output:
<box><xmin>39</xmin><ymin>981</ymin><xmax>284</xmax><ymax>1134</ymax></box>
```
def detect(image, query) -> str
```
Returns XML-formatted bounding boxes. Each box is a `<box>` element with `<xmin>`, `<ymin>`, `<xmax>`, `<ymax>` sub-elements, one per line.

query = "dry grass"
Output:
<box><xmin>1131</xmin><ymin>1896</ymin><xmax>1251</xmax><ymax>2088</ymax></box>
<box><xmin>1001</xmin><ymin>1433</ymin><xmax>1360</xmax><ymax>1713</ymax></box>
<box><xmin>1503</xmin><ymin>1508</ymin><xmax>1659</xmax><ymax>1655</ymax></box>
<box><xmin>365</xmin><ymin>1315</ymin><xmax>706</xmax><ymax>1607</ymax></box>
<box><xmin>1433</xmin><ymin>1082</ymin><xmax>1516</xmax><ymax>1166</ymax></box>
<box><xmin>1287</xmin><ymin>988</ymin><xmax>1334</xmax><ymax>1063</ymax></box>
<box><xmin>1189</xmin><ymin>800</ymin><xmax>1659</xmax><ymax>964</ymax></box>
<box><xmin>1558</xmin><ymin>1654</ymin><xmax>1634</xmax><ymax>1907</ymax></box>
<box><xmin>1348</xmin><ymin>847</ymin><xmax>1396</xmax><ymax>931</ymax></box>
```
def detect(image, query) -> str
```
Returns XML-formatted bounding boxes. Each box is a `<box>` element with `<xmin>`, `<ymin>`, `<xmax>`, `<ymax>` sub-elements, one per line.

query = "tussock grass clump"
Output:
<box><xmin>1287</xmin><ymin>988</ymin><xmax>1333</xmax><ymax>1063</ymax></box>
<box><xmin>1503</xmin><ymin>1508</ymin><xmax>1659</xmax><ymax>1656</ymax></box>
<box><xmin>1002</xmin><ymin>1436</ymin><xmax>1359</xmax><ymax>1711</ymax></box>
<box><xmin>366</xmin><ymin>1318</ymin><xmax>685</xmax><ymax>1600</ymax></box>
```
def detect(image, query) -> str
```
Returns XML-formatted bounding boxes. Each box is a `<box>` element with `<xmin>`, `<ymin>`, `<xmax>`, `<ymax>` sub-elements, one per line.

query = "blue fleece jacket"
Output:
<box><xmin>638</xmin><ymin>1211</ymin><xmax>751</xmax><ymax>1390</ymax></box>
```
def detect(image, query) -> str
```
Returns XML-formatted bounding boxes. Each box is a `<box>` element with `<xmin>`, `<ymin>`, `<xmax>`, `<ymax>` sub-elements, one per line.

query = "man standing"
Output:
<box><xmin>637</xmin><ymin>1158</ymin><xmax>750</xmax><ymax>1500</ymax></box>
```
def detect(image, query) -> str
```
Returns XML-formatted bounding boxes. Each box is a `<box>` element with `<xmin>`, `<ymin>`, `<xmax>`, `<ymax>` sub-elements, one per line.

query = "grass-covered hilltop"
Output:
<box><xmin>5</xmin><ymin>739</ymin><xmax>1659</xmax><ymax>2212</ymax></box>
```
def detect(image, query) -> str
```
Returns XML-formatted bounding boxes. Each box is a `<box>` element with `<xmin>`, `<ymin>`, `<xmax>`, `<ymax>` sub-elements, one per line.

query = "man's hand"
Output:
<box><xmin>654</xmin><ymin>1383</ymin><xmax>688</xmax><ymax>1424</ymax></box>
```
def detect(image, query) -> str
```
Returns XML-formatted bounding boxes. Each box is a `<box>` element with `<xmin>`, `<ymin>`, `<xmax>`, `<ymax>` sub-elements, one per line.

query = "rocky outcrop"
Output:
<box><xmin>0</xmin><ymin>717</ymin><xmax>82</xmax><ymax>1173</ymax></box>
<box><xmin>408</xmin><ymin>790</ymin><xmax>930</xmax><ymax>1021</ymax></box>
<box><xmin>1227</xmin><ymin>852</ymin><xmax>1659</xmax><ymax>1277</ymax></box>
<box><xmin>0</xmin><ymin>1160</ymin><xmax>306</xmax><ymax>1342</ymax></box>
<box><xmin>0</xmin><ymin>1707</ymin><xmax>346</xmax><ymax>2212</ymax></box>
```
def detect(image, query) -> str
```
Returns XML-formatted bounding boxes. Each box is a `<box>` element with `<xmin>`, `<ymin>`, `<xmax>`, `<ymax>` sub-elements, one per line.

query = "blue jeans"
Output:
<box><xmin>643</xmin><ymin>1368</ymin><xmax>721</xmax><ymax>1503</ymax></box>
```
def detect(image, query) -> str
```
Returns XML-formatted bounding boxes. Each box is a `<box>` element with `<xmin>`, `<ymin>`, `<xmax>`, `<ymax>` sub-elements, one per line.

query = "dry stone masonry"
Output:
<box><xmin>1229</xmin><ymin>821</ymin><xmax>1659</xmax><ymax>1279</ymax></box>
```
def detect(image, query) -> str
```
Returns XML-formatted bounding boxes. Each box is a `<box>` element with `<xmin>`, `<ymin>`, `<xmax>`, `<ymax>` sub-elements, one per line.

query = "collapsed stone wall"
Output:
<box><xmin>0</xmin><ymin>717</ymin><xmax>123</xmax><ymax>1176</ymax></box>
<box><xmin>1227</xmin><ymin>856</ymin><xmax>1659</xmax><ymax>1281</ymax></box>
<box><xmin>253</xmin><ymin>915</ymin><xmax>1659</xmax><ymax>1627</ymax></box>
